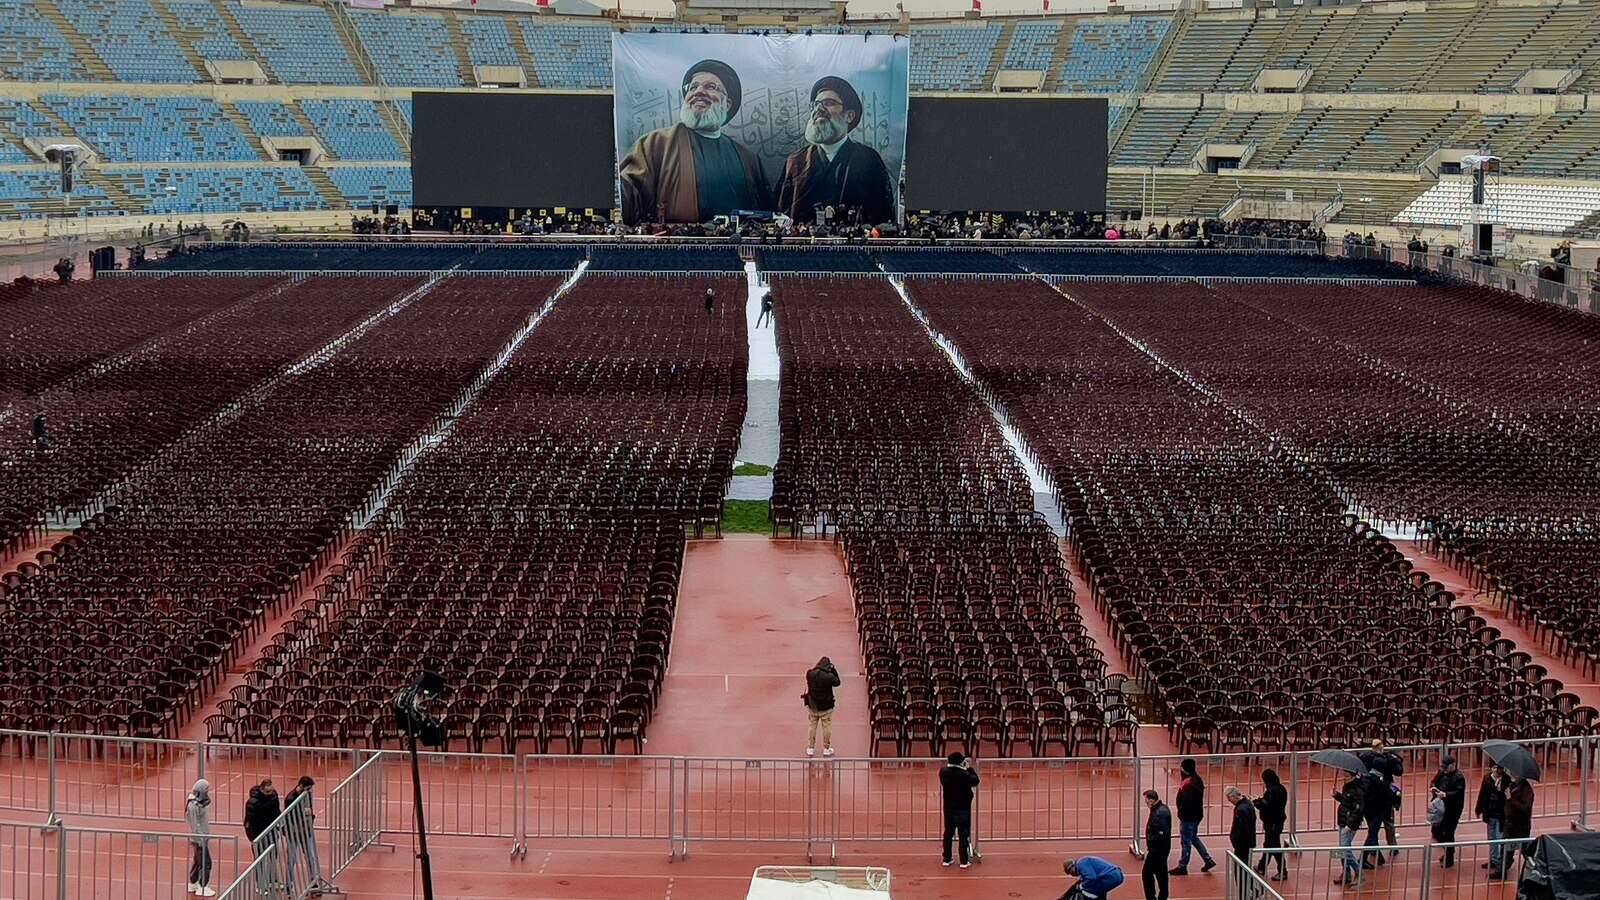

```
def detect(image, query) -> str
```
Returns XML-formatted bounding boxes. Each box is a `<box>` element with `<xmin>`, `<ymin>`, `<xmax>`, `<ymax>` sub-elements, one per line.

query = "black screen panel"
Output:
<box><xmin>411</xmin><ymin>92</ymin><xmax>615</xmax><ymax>209</ymax></box>
<box><xmin>905</xmin><ymin>97</ymin><xmax>1107</xmax><ymax>212</ymax></box>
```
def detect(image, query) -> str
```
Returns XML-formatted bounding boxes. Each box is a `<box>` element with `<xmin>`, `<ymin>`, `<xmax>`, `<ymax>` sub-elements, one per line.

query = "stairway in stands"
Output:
<box><xmin>31</xmin><ymin>0</ymin><xmax>115</xmax><ymax>81</ymax></box>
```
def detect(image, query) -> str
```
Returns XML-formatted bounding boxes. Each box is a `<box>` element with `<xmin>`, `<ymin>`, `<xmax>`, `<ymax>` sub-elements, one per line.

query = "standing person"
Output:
<box><xmin>704</xmin><ymin>287</ymin><xmax>716</xmax><ymax>315</ymax></box>
<box><xmin>1359</xmin><ymin>739</ymin><xmax>1402</xmax><ymax>867</ymax></box>
<box><xmin>1502</xmin><ymin>773</ymin><xmax>1535</xmax><ymax>875</ymax></box>
<box><xmin>939</xmin><ymin>752</ymin><xmax>979</xmax><ymax>869</ymax></box>
<box><xmin>1477</xmin><ymin>765</ymin><xmax>1508</xmax><ymax>878</ymax></box>
<box><xmin>1430</xmin><ymin>756</ymin><xmax>1467</xmax><ymax>868</ymax></box>
<box><xmin>1226</xmin><ymin>787</ymin><xmax>1256</xmax><ymax>871</ymax></box>
<box><xmin>756</xmin><ymin>293</ymin><xmax>773</xmax><ymax>328</ymax></box>
<box><xmin>802</xmin><ymin>656</ymin><xmax>840</xmax><ymax>758</ymax></box>
<box><xmin>1170</xmin><ymin>759</ymin><xmax>1215</xmax><ymax>875</ymax></box>
<box><xmin>283</xmin><ymin>776</ymin><xmax>327</xmax><ymax>895</ymax></box>
<box><xmin>1334</xmin><ymin>772</ymin><xmax>1367</xmax><ymax>887</ymax></box>
<box><xmin>185</xmin><ymin>779</ymin><xmax>215</xmax><ymax>897</ymax></box>
<box><xmin>1252</xmin><ymin>770</ymin><xmax>1288</xmax><ymax>880</ymax></box>
<box><xmin>31</xmin><ymin>414</ymin><xmax>48</xmax><ymax>450</ymax></box>
<box><xmin>1140</xmin><ymin>790</ymin><xmax>1171</xmax><ymax>900</ymax></box>
<box><xmin>1061</xmin><ymin>857</ymin><xmax>1124</xmax><ymax>899</ymax></box>
<box><xmin>243</xmin><ymin>780</ymin><xmax>282</xmax><ymax>892</ymax></box>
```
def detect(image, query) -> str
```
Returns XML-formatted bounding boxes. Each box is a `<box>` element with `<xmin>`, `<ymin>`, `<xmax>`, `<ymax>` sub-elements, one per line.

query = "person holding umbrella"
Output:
<box><xmin>1312</xmin><ymin>749</ymin><xmax>1369</xmax><ymax>887</ymax></box>
<box><xmin>1483</xmin><ymin>740</ymin><xmax>1540</xmax><ymax>878</ymax></box>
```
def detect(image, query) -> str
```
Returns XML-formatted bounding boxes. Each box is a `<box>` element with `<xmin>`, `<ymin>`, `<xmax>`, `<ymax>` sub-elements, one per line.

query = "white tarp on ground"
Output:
<box><xmin>746</xmin><ymin>878</ymin><xmax>890</xmax><ymax>900</ymax></box>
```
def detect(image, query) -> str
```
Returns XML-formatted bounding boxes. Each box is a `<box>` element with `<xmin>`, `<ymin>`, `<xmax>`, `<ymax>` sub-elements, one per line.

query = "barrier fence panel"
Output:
<box><xmin>199</xmin><ymin>744</ymin><xmax>359</xmax><ymax>830</ymax></box>
<box><xmin>523</xmin><ymin>756</ymin><xmax>675</xmax><ymax>856</ymax></box>
<box><xmin>217</xmin><ymin>838</ymin><xmax>281</xmax><ymax>900</ymax></box>
<box><xmin>1446</xmin><ymin>736</ymin><xmax>1590</xmax><ymax>829</ymax></box>
<box><xmin>1227</xmin><ymin>850</ymin><xmax>1285</xmax><ymax>900</ymax></box>
<box><xmin>680</xmin><ymin>758</ymin><xmax>815</xmax><ymax>857</ymax></box>
<box><xmin>1249</xmin><ymin>839</ymin><xmax>1528</xmax><ymax>900</ymax></box>
<box><xmin>326</xmin><ymin>750</ymin><xmax>387</xmax><ymax>879</ymax></box>
<box><xmin>0</xmin><ymin>822</ymin><xmax>60</xmax><ymax>900</ymax></box>
<box><xmin>0</xmin><ymin>730</ymin><xmax>53</xmax><ymax>820</ymax></box>
<box><xmin>373</xmin><ymin>750</ymin><xmax>520</xmax><ymax>846</ymax></box>
<box><xmin>825</xmin><ymin>759</ymin><xmax>944</xmax><ymax>848</ymax></box>
<box><xmin>1142</xmin><ymin>751</ymin><xmax>1299</xmax><ymax>845</ymax></box>
<box><xmin>58</xmin><ymin>829</ymin><xmax>241</xmax><ymax>900</ymax></box>
<box><xmin>47</xmin><ymin>734</ymin><xmax>202</xmax><ymax>824</ymax></box>
<box><xmin>972</xmin><ymin>757</ymin><xmax>1136</xmax><ymax>844</ymax></box>
<box><xmin>249</xmin><ymin>790</ymin><xmax>314</xmax><ymax>900</ymax></box>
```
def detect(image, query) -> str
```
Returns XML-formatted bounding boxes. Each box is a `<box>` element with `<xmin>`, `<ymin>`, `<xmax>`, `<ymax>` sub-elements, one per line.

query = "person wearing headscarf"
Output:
<box><xmin>185</xmin><ymin>779</ymin><xmax>215</xmax><ymax>896</ymax></box>
<box><xmin>775</xmin><ymin>76</ymin><xmax>895</xmax><ymax>226</ymax></box>
<box><xmin>619</xmin><ymin>60</ymin><xmax>772</xmax><ymax>225</ymax></box>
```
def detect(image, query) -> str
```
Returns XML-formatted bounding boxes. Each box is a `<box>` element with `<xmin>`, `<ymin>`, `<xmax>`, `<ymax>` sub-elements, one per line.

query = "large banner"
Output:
<box><xmin>613</xmin><ymin>33</ymin><xmax>910</xmax><ymax>226</ymax></box>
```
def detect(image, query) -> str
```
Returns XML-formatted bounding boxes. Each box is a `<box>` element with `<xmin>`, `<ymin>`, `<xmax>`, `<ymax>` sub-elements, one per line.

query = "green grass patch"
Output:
<box><xmin>720</xmin><ymin>499</ymin><xmax>772</xmax><ymax>534</ymax></box>
<box><xmin>732</xmin><ymin>462</ymin><xmax>773</xmax><ymax>476</ymax></box>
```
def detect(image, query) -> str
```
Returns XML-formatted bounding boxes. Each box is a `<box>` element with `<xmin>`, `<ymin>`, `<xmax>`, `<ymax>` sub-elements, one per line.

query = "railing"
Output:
<box><xmin>3</xmin><ymin>730</ymin><xmax>1596</xmax><ymax>865</ymax></box>
<box><xmin>1227</xmin><ymin>839</ymin><xmax>1531</xmax><ymax>899</ymax></box>
<box><xmin>1340</xmin><ymin>243</ymin><xmax>1600</xmax><ymax>314</ymax></box>
<box><xmin>0</xmin><ymin>822</ymin><xmax>241</xmax><ymax>900</ymax></box>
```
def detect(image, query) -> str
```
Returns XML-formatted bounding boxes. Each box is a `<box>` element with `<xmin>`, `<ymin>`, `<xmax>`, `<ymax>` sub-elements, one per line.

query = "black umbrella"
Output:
<box><xmin>1483</xmin><ymin>740</ymin><xmax>1542</xmax><ymax>781</ymax></box>
<box><xmin>1310</xmin><ymin>749</ymin><xmax>1369</xmax><ymax>775</ymax></box>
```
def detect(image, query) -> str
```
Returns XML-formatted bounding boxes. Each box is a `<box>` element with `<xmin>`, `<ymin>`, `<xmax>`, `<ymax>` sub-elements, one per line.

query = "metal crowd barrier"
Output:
<box><xmin>1226</xmin><ymin>839</ymin><xmax>1531</xmax><ymax>900</ymax></box>
<box><xmin>0</xmin><ymin>822</ymin><xmax>240</xmax><ymax>900</ymax></box>
<box><xmin>3</xmin><ymin>730</ymin><xmax>1595</xmax><ymax>866</ymax></box>
<box><xmin>325</xmin><ymin>751</ymin><xmax>387</xmax><ymax>880</ymax></box>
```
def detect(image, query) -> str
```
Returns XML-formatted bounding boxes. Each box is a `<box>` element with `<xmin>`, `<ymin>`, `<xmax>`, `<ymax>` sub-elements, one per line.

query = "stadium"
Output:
<box><xmin>2</xmin><ymin>0</ymin><xmax>1600</xmax><ymax>898</ymax></box>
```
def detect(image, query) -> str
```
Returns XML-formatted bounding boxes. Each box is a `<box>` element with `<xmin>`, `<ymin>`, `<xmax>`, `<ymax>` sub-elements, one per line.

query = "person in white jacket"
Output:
<box><xmin>184</xmin><ymin>779</ymin><xmax>216</xmax><ymax>896</ymax></box>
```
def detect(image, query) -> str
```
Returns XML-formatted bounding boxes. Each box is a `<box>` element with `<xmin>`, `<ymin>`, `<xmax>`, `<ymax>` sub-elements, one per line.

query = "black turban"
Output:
<box><xmin>811</xmin><ymin>76</ymin><xmax>862</xmax><ymax>130</ymax></box>
<box><xmin>683</xmin><ymin>59</ymin><xmax>741</xmax><ymax>119</ymax></box>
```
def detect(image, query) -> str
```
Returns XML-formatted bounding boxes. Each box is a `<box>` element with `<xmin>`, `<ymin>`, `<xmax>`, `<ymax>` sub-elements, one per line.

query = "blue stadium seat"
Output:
<box><xmin>1002</xmin><ymin>20</ymin><xmax>1062</xmax><ymax>71</ymax></box>
<box><xmin>756</xmin><ymin>248</ymin><xmax>877</xmax><ymax>273</ymax></box>
<box><xmin>0</xmin><ymin>0</ymin><xmax>92</xmax><ymax>81</ymax></box>
<box><xmin>299</xmin><ymin>100</ymin><xmax>402</xmax><ymax>161</ymax></box>
<box><xmin>233</xmin><ymin>3</ymin><xmax>363</xmax><ymax>85</ymax></box>
<box><xmin>46</xmin><ymin>96</ymin><xmax>257</xmax><ymax>162</ymax></box>
<box><xmin>352</xmin><ymin>11</ymin><xmax>461</xmax><ymax>87</ymax></box>
<box><xmin>0</xmin><ymin>169</ymin><xmax>118</xmax><ymax>218</ymax></box>
<box><xmin>877</xmin><ymin>248</ymin><xmax>1022</xmax><ymax>274</ymax></box>
<box><xmin>327</xmin><ymin>165</ymin><xmax>412</xmax><ymax>209</ymax></box>
<box><xmin>590</xmin><ymin>246</ymin><xmax>743</xmax><ymax>272</ymax></box>
<box><xmin>235</xmin><ymin>101</ymin><xmax>304</xmax><ymax>139</ymax></box>
<box><xmin>460</xmin><ymin>16</ymin><xmax>521</xmax><ymax>68</ymax></box>
<box><xmin>124</xmin><ymin>165</ymin><xmax>327</xmax><ymax>214</ymax></box>
<box><xmin>910</xmin><ymin>24</ymin><xmax>1002</xmax><ymax>91</ymax></box>
<box><xmin>55</xmin><ymin>0</ymin><xmax>199</xmax><ymax>83</ymax></box>
<box><xmin>165</xmin><ymin>0</ymin><xmax>247</xmax><ymax>61</ymax></box>
<box><xmin>1058</xmin><ymin>16</ymin><xmax>1171</xmax><ymax>93</ymax></box>
<box><xmin>462</xmin><ymin>246</ymin><xmax>587</xmax><ymax>271</ymax></box>
<box><xmin>0</xmin><ymin>101</ymin><xmax>50</xmax><ymax>165</ymax></box>
<box><xmin>524</xmin><ymin>23</ymin><xmax>611</xmax><ymax>90</ymax></box>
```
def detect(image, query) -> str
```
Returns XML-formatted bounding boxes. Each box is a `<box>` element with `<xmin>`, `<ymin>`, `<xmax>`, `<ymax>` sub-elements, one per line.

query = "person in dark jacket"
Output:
<box><xmin>1252</xmin><ymin>769</ymin><xmax>1288</xmax><ymax>880</ymax></box>
<box><xmin>31</xmin><ymin>414</ymin><xmax>49</xmax><ymax>450</ymax></box>
<box><xmin>803</xmin><ymin>656</ymin><xmax>841</xmax><ymax>757</ymax></box>
<box><xmin>939</xmin><ymin>752</ymin><xmax>980</xmax><ymax>868</ymax></box>
<box><xmin>1225</xmin><ymin>787</ymin><xmax>1256</xmax><ymax>869</ymax></box>
<box><xmin>1141</xmin><ymin>790</ymin><xmax>1171</xmax><ymax>900</ymax></box>
<box><xmin>243</xmin><ymin>780</ymin><xmax>282</xmax><ymax>892</ymax></box>
<box><xmin>1334</xmin><ymin>774</ymin><xmax>1366</xmax><ymax>886</ymax></box>
<box><xmin>1170</xmin><ymin>759</ymin><xmax>1215</xmax><ymax>875</ymax></box>
<box><xmin>1430</xmin><ymin>756</ymin><xmax>1468</xmax><ymax>867</ymax></box>
<box><xmin>1477</xmin><ymin>765</ymin><xmax>1509</xmax><ymax>877</ymax></box>
<box><xmin>704</xmin><ymin>287</ymin><xmax>716</xmax><ymax>314</ymax></box>
<box><xmin>1358</xmin><ymin>738</ymin><xmax>1403</xmax><ymax>864</ymax></box>
<box><xmin>1502</xmin><ymin>774</ymin><xmax>1535</xmax><ymax>873</ymax></box>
